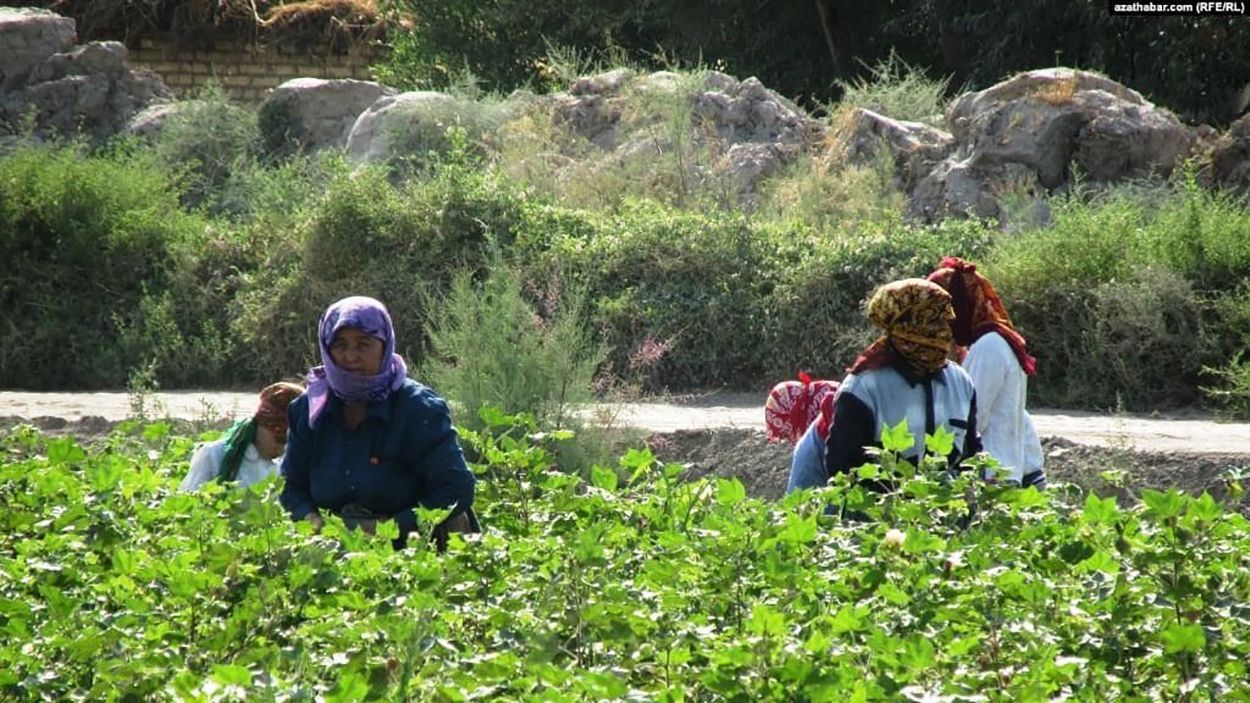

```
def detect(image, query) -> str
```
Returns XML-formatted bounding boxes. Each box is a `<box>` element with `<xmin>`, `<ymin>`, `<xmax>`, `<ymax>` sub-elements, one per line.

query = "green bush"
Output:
<box><xmin>0</xmin><ymin>143</ymin><xmax>205</xmax><ymax>389</ymax></box>
<box><xmin>986</xmin><ymin>183</ymin><xmax>1250</xmax><ymax>410</ymax></box>
<box><xmin>151</xmin><ymin>86</ymin><xmax>262</xmax><ymax>214</ymax></box>
<box><xmin>233</xmin><ymin>163</ymin><xmax>529</xmax><ymax>381</ymax></box>
<box><xmin>834</xmin><ymin>52</ymin><xmax>952</xmax><ymax>125</ymax></box>
<box><xmin>3</xmin><ymin>422</ymin><xmax>1249</xmax><ymax>700</ymax></box>
<box><xmin>767</xmin><ymin>218</ymin><xmax>996</xmax><ymax>381</ymax></box>
<box><xmin>539</xmin><ymin>201</ymin><xmax>782</xmax><ymax>390</ymax></box>
<box><xmin>421</xmin><ymin>265</ymin><xmax>605</xmax><ymax>436</ymax></box>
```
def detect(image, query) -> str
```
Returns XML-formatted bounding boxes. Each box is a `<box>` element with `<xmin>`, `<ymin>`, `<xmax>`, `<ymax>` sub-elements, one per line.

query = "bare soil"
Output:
<box><xmin>2</xmin><ymin>390</ymin><xmax>1248</xmax><ymax>511</ymax></box>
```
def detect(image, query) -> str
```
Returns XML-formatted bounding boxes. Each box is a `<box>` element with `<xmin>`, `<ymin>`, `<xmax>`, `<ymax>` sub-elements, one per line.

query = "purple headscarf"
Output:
<box><xmin>306</xmin><ymin>296</ymin><xmax>409</xmax><ymax>428</ymax></box>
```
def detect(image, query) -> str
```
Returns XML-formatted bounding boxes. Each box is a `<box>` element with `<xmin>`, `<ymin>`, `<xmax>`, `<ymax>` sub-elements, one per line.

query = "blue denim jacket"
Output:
<box><xmin>279</xmin><ymin>379</ymin><xmax>475</xmax><ymax>535</ymax></box>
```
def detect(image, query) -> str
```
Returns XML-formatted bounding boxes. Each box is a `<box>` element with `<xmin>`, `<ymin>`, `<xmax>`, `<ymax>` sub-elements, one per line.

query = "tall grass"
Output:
<box><xmin>834</xmin><ymin>52</ymin><xmax>953</xmax><ymax>125</ymax></box>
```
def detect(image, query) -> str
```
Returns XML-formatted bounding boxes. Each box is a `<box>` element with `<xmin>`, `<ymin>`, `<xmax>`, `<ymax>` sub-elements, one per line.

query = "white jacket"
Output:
<box><xmin>962</xmin><ymin>331</ymin><xmax>1044</xmax><ymax>484</ymax></box>
<box><xmin>179</xmin><ymin>438</ymin><xmax>281</xmax><ymax>491</ymax></box>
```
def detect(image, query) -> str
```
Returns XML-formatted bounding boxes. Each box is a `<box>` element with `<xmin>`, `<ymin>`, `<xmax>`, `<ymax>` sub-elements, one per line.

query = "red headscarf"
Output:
<box><xmin>764</xmin><ymin>371</ymin><xmax>839</xmax><ymax>444</ymax></box>
<box><xmin>927</xmin><ymin>257</ymin><xmax>1036</xmax><ymax>375</ymax></box>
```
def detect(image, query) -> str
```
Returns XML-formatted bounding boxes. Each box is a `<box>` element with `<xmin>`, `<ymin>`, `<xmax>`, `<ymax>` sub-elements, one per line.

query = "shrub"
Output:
<box><xmin>834</xmin><ymin>52</ymin><xmax>952</xmax><ymax>125</ymax></box>
<box><xmin>151</xmin><ymin>86</ymin><xmax>262</xmax><ymax>214</ymax></box>
<box><xmin>232</xmin><ymin>163</ymin><xmax>529</xmax><ymax>381</ymax></box>
<box><xmin>0</xmin><ymin>142</ymin><xmax>205</xmax><ymax>389</ymax></box>
<box><xmin>421</xmin><ymin>265</ymin><xmax>605</xmax><ymax>435</ymax></box>
<box><xmin>766</xmin><ymin>217</ymin><xmax>996</xmax><ymax>380</ymax></box>
<box><xmin>542</xmin><ymin>201</ymin><xmax>783</xmax><ymax>390</ymax></box>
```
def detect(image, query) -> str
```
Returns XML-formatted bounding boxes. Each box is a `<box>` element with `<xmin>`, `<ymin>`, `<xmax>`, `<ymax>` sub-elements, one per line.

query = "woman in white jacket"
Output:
<box><xmin>928</xmin><ymin>257</ymin><xmax>1046</xmax><ymax>488</ymax></box>
<box><xmin>179</xmin><ymin>382</ymin><xmax>304</xmax><ymax>491</ymax></box>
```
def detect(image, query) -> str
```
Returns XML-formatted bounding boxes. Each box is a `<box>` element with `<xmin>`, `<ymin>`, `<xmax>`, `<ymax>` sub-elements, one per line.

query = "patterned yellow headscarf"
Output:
<box><xmin>851</xmin><ymin>278</ymin><xmax>955</xmax><ymax>375</ymax></box>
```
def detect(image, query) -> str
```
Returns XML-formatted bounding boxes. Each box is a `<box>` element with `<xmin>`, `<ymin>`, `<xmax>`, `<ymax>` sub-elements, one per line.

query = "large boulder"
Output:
<box><xmin>0</xmin><ymin>8</ymin><xmax>76</xmax><ymax>91</ymax></box>
<box><xmin>260</xmin><ymin>77</ymin><xmax>396</xmax><ymax>155</ymax></box>
<box><xmin>911</xmin><ymin>68</ymin><xmax>1196</xmax><ymax>221</ymax></box>
<box><xmin>126</xmin><ymin>101</ymin><xmax>185</xmax><ymax>141</ymax></box>
<box><xmin>344</xmin><ymin>91</ymin><xmax>464</xmax><ymax>166</ymax></box>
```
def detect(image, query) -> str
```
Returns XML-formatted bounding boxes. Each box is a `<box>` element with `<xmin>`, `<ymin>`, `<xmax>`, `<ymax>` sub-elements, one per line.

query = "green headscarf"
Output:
<box><xmin>216</xmin><ymin>418</ymin><xmax>259</xmax><ymax>483</ymax></box>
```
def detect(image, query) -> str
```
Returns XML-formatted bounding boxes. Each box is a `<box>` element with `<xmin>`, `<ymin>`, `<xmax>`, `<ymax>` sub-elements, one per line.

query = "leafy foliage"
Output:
<box><xmin>1</xmin><ymin>419</ymin><xmax>1248</xmax><ymax>700</ymax></box>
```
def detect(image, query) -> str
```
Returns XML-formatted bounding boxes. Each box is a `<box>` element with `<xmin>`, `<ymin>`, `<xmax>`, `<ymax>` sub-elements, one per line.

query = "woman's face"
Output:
<box><xmin>330</xmin><ymin>327</ymin><xmax>386</xmax><ymax>376</ymax></box>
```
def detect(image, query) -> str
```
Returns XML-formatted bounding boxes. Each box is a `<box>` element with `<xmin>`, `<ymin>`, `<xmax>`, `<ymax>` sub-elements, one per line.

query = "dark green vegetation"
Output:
<box><xmin>0</xmin><ymin>417</ymin><xmax>1247</xmax><ymax>700</ymax></box>
<box><xmin>381</xmin><ymin>0</ymin><xmax>1250</xmax><ymax>125</ymax></box>
<box><xmin>4</xmin><ymin>113</ymin><xmax>1250</xmax><ymax>417</ymax></box>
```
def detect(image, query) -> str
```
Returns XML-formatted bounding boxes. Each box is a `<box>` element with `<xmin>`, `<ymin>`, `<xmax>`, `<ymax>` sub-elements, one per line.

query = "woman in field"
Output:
<box><xmin>928</xmin><ymin>257</ymin><xmax>1046</xmax><ymax>488</ymax></box>
<box><xmin>823</xmin><ymin>278</ymin><xmax>982</xmax><ymax>491</ymax></box>
<box><xmin>179</xmin><ymin>382</ymin><xmax>304</xmax><ymax>491</ymax></box>
<box><xmin>278</xmin><ymin>296</ymin><xmax>476</xmax><ymax>547</ymax></box>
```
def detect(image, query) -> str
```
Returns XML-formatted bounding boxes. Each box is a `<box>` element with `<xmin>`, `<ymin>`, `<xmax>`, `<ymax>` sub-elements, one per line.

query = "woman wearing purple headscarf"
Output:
<box><xmin>279</xmin><ymin>296</ymin><xmax>476</xmax><ymax>546</ymax></box>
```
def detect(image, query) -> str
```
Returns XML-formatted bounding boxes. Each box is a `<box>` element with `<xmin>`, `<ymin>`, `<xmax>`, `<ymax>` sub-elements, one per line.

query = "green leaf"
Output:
<box><xmin>1161</xmin><ymin>623</ymin><xmax>1205</xmax><ymax>654</ymax></box>
<box><xmin>880</xmin><ymin>418</ymin><xmax>913</xmax><ymax>454</ymax></box>
<box><xmin>590</xmin><ymin>465</ymin><xmax>619</xmax><ymax>491</ymax></box>
<box><xmin>924</xmin><ymin>426</ymin><xmax>954</xmax><ymax>458</ymax></box>
<box><xmin>1186</xmin><ymin>492</ymin><xmax>1222</xmax><ymax>523</ymax></box>
<box><xmin>902</xmin><ymin>529</ymin><xmax>944</xmax><ymax>555</ymax></box>
<box><xmin>619</xmin><ymin>447</ymin><xmax>656</xmax><ymax>472</ymax></box>
<box><xmin>747</xmin><ymin>604</ymin><xmax>787</xmax><ymax>637</ymax></box>
<box><xmin>830</xmin><ymin>605</ymin><xmax>866</xmax><ymax>634</ymax></box>
<box><xmin>777</xmin><ymin>514</ymin><xmax>818</xmax><ymax>545</ymax></box>
<box><xmin>211</xmin><ymin>664</ymin><xmax>252</xmax><ymax>686</ymax></box>
<box><xmin>1082</xmin><ymin>493</ymin><xmax>1120</xmax><ymax>525</ymax></box>
<box><xmin>46</xmin><ymin>436</ymin><xmax>86</xmax><ymax>465</ymax></box>
<box><xmin>716</xmin><ymin>478</ymin><xmax>746</xmax><ymax>505</ymax></box>
<box><xmin>1142</xmin><ymin>489</ymin><xmax>1186</xmax><ymax>520</ymax></box>
<box><xmin>901</xmin><ymin>635</ymin><xmax>935</xmax><ymax>671</ymax></box>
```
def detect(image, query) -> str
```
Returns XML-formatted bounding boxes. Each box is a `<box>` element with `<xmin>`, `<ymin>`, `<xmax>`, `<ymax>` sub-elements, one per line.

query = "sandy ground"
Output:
<box><xmin>4</xmin><ymin>389</ymin><xmax>1248</xmax><ymax>455</ymax></box>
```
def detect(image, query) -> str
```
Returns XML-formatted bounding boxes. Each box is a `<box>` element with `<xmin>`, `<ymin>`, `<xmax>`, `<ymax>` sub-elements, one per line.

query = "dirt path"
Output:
<box><xmin>2</xmin><ymin>390</ymin><xmax>1250</xmax><ymax>455</ymax></box>
<box><xmin>2</xmin><ymin>390</ymin><xmax>1247</xmax><ymax>512</ymax></box>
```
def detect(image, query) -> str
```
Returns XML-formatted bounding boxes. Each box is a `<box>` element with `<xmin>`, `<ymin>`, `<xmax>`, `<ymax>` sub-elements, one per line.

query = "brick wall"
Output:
<box><xmin>128</xmin><ymin>39</ymin><xmax>379</xmax><ymax>103</ymax></box>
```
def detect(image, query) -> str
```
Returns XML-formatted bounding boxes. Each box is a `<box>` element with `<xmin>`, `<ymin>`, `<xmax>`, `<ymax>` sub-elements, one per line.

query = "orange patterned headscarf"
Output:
<box><xmin>927</xmin><ymin>257</ymin><xmax>1036</xmax><ymax>375</ymax></box>
<box><xmin>849</xmin><ymin>279</ymin><xmax>954</xmax><ymax>376</ymax></box>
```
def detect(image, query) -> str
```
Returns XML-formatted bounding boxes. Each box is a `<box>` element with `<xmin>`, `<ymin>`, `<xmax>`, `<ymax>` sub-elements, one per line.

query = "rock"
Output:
<box><xmin>344</xmin><ymin>90</ymin><xmax>462</xmax><ymax>165</ymax></box>
<box><xmin>30</xmin><ymin>41</ymin><xmax>127</xmax><ymax>82</ymax></box>
<box><xmin>0</xmin><ymin>7</ymin><xmax>76</xmax><ymax>91</ymax></box>
<box><xmin>0</xmin><ymin>12</ymin><xmax>171</xmax><ymax>141</ymax></box>
<box><xmin>721</xmin><ymin>142</ymin><xmax>787</xmax><ymax>194</ymax></box>
<box><xmin>1207</xmin><ymin>113</ymin><xmax>1250</xmax><ymax>196</ymax></box>
<box><xmin>550</xmin><ymin>90</ymin><xmax>625</xmax><ymax>149</ymax></box>
<box><xmin>691</xmin><ymin>72</ymin><xmax>824</xmax><ymax>146</ymax></box>
<box><xmin>839</xmin><ymin>107</ymin><xmax>955</xmax><ymax>189</ymax></box>
<box><xmin>127</xmin><ymin>102</ymin><xmax>184</xmax><ymax>140</ymax></box>
<box><xmin>570</xmin><ymin>67</ymin><xmax>633</xmax><ymax>96</ymax></box>
<box><xmin>259</xmin><ymin>77</ymin><xmax>395</xmax><ymax>155</ymax></box>
<box><xmin>909</xmin><ymin>68</ymin><xmax>1195</xmax><ymax>221</ymax></box>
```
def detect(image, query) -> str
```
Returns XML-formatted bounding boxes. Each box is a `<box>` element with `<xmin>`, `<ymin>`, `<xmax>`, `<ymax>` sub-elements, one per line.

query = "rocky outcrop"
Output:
<box><xmin>906</xmin><ymin>68</ymin><xmax>1197</xmax><ymax>221</ymax></box>
<box><xmin>0</xmin><ymin>8</ymin><xmax>170</xmax><ymax>140</ymax></box>
<box><xmin>839</xmin><ymin>108</ymin><xmax>955</xmax><ymax>191</ymax></box>
<box><xmin>0</xmin><ymin>7</ymin><xmax>75</xmax><ymax>91</ymax></box>
<box><xmin>260</xmin><ymin>78</ymin><xmax>395</xmax><ymax>155</ymax></box>
<box><xmin>538</xmin><ymin>69</ymin><xmax>827</xmax><ymax>199</ymax></box>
